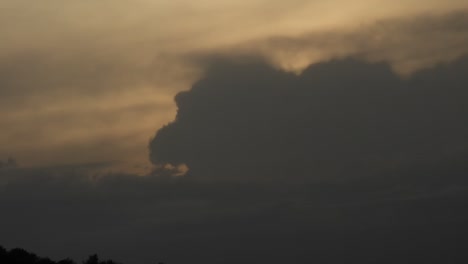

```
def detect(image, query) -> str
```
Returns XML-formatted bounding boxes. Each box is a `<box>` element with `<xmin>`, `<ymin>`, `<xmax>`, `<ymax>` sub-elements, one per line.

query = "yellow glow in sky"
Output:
<box><xmin>1</xmin><ymin>0</ymin><xmax>467</xmax><ymax>171</ymax></box>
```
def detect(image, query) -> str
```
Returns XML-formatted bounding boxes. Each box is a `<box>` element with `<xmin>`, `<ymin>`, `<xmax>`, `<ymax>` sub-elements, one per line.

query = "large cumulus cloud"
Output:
<box><xmin>145</xmin><ymin>57</ymin><xmax>468</xmax><ymax>263</ymax></box>
<box><xmin>2</xmin><ymin>4</ymin><xmax>468</xmax><ymax>263</ymax></box>
<box><xmin>1</xmin><ymin>57</ymin><xmax>468</xmax><ymax>264</ymax></box>
<box><xmin>150</xmin><ymin>56</ymin><xmax>468</xmax><ymax>183</ymax></box>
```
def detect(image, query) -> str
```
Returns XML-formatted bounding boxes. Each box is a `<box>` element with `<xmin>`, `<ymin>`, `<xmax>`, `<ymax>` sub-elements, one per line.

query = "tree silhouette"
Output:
<box><xmin>58</xmin><ymin>259</ymin><xmax>77</xmax><ymax>264</ymax></box>
<box><xmin>83</xmin><ymin>254</ymin><xmax>99</xmax><ymax>264</ymax></box>
<box><xmin>0</xmin><ymin>246</ymin><xmax>7</xmax><ymax>262</ymax></box>
<box><xmin>37</xmin><ymin>258</ymin><xmax>57</xmax><ymax>264</ymax></box>
<box><xmin>0</xmin><ymin>246</ymin><xmax>132</xmax><ymax>264</ymax></box>
<box><xmin>8</xmin><ymin>248</ymin><xmax>39</xmax><ymax>264</ymax></box>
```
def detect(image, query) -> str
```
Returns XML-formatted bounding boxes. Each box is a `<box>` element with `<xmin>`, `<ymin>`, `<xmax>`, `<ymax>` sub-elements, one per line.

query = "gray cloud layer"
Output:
<box><xmin>2</xmin><ymin>56</ymin><xmax>468</xmax><ymax>264</ymax></box>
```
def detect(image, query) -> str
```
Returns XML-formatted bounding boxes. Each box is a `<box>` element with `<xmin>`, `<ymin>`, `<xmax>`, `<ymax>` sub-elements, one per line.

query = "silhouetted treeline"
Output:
<box><xmin>0</xmin><ymin>246</ymin><xmax>131</xmax><ymax>264</ymax></box>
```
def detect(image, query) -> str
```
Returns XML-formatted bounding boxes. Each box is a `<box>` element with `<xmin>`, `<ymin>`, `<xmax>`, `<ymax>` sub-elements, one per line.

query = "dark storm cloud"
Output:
<box><xmin>149</xmin><ymin>56</ymin><xmax>468</xmax><ymax>183</ymax></box>
<box><xmin>2</xmin><ymin>55</ymin><xmax>468</xmax><ymax>264</ymax></box>
<box><xmin>2</xmin><ymin>10</ymin><xmax>468</xmax><ymax>264</ymax></box>
<box><xmin>103</xmin><ymin>56</ymin><xmax>468</xmax><ymax>263</ymax></box>
<box><xmin>1</xmin><ymin>149</ymin><xmax>468</xmax><ymax>264</ymax></box>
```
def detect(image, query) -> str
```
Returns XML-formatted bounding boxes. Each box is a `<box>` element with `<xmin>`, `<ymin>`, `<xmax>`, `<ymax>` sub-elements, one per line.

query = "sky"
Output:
<box><xmin>1</xmin><ymin>1</ymin><xmax>468</xmax><ymax>264</ymax></box>
<box><xmin>2</xmin><ymin>0</ymin><xmax>468</xmax><ymax>170</ymax></box>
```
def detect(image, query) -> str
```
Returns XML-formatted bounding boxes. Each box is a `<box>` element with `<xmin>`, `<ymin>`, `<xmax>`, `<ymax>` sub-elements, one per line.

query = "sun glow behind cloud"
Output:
<box><xmin>1</xmin><ymin>0</ymin><xmax>468</xmax><ymax>171</ymax></box>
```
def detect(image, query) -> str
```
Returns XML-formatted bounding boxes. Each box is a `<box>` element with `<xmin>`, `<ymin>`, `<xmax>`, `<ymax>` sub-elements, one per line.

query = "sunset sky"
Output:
<box><xmin>1</xmin><ymin>1</ymin><xmax>468</xmax><ymax>264</ymax></box>
<box><xmin>2</xmin><ymin>0</ymin><xmax>468</xmax><ymax>170</ymax></box>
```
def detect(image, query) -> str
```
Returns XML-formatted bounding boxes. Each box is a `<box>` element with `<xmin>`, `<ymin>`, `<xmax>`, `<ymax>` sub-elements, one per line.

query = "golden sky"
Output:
<box><xmin>1</xmin><ymin>0</ymin><xmax>468</xmax><ymax>172</ymax></box>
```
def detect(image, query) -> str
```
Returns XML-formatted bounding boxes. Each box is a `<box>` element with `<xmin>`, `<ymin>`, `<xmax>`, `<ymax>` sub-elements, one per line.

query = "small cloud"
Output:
<box><xmin>0</xmin><ymin>157</ymin><xmax>18</xmax><ymax>169</ymax></box>
<box><xmin>151</xmin><ymin>163</ymin><xmax>190</xmax><ymax>177</ymax></box>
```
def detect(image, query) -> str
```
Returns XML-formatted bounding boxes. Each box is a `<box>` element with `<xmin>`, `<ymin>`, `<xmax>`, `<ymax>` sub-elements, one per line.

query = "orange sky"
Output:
<box><xmin>1</xmin><ymin>0</ymin><xmax>467</xmax><ymax>172</ymax></box>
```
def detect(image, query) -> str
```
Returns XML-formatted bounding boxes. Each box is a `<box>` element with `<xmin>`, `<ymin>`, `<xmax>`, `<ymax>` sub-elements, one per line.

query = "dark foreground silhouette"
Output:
<box><xmin>0</xmin><ymin>246</ymin><xmax>162</xmax><ymax>264</ymax></box>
